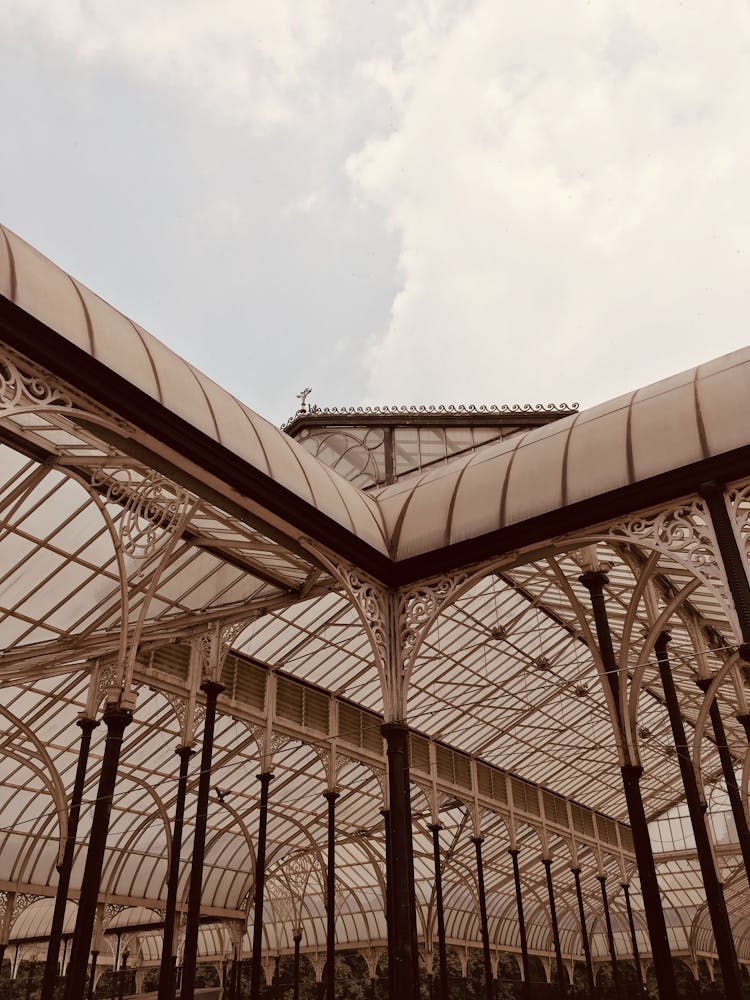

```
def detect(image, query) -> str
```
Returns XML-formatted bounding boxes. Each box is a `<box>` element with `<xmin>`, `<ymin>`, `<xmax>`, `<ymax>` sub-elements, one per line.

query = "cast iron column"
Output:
<box><xmin>699</xmin><ymin>482</ymin><xmax>750</xmax><ymax>649</ymax></box>
<box><xmin>323</xmin><ymin>790</ymin><xmax>339</xmax><ymax>1000</ymax></box>
<box><xmin>42</xmin><ymin>718</ymin><xmax>99</xmax><ymax>1000</ymax></box>
<box><xmin>429</xmin><ymin>825</ymin><xmax>449</xmax><ymax>1000</ymax></box>
<box><xmin>699</xmin><ymin>482</ymin><xmax>750</xmax><ymax>885</ymax></box>
<box><xmin>65</xmin><ymin>704</ymin><xmax>132</xmax><ymax>1000</ymax></box>
<box><xmin>695</xmin><ymin>676</ymin><xmax>750</xmax><ymax>890</ymax></box>
<box><xmin>472</xmin><ymin>837</ymin><xmax>493</xmax><ymax>1000</ymax></box>
<box><xmin>249</xmin><ymin>771</ymin><xmax>273</xmax><ymax>1000</ymax></box>
<box><xmin>292</xmin><ymin>932</ymin><xmax>301</xmax><ymax>1000</ymax></box>
<box><xmin>579</xmin><ymin>570</ymin><xmax>677</xmax><ymax>1000</ymax></box>
<box><xmin>159</xmin><ymin>746</ymin><xmax>195</xmax><ymax>1000</ymax></box>
<box><xmin>572</xmin><ymin>869</ymin><xmax>595</xmax><ymax>999</ymax></box>
<box><xmin>381</xmin><ymin>723</ymin><xmax>420</xmax><ymax>1000</ymax></box>
<box><xmin>597</xmin><ymin>876</ymin><xmax>622</xmax><ymax>1000</ymax></box>
<box><xmin>509</xmin><ymin>849</ymin><xmax>530</xmax><ymax>1000</ymax></box>
<box><xmin>542</xmin><ymin>859</ymin><xmax>565</xmax><ymax>1000</ymax></box>
<box><xmin>656</xmin><ymin>633</ymin><xmax>743</xmax><ymax>998</ymax></box>
<box><xmin>86</xmin><ymin>953</ymin><xmax>98</xmax><ymax>1000</ymax></box>
<box><xmin>180</xmin><ymin>679</ymin><xmax>224</xmax><ymax>1000</ymax></box>
<box><xmin>381</xmin><ymin>808</ymin><xmax>394</xmax><ymax>999</ymax></box>
<box><xmin>621</xmin><ymin>884</ymin><xmax>645</xmax><ymax>995</ymax></box>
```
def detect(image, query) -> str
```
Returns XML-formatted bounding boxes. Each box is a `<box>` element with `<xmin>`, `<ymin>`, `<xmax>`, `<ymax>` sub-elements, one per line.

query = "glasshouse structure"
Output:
<box><xmin>2</xmin><ymin>223</ymin><xmax>750</xmax><ymax>1000</ymax></box>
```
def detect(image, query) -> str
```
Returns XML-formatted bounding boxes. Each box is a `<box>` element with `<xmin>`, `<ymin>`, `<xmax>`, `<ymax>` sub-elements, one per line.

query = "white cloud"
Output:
<box><xmin>349</xmin><ymin>0</ymin><xmax>750</xmax><ymax>408</ymax></box>
<box><xmin>2</xmin><ymin>0</ymin><xmax>331</xmax><ymax>124</ymax></box>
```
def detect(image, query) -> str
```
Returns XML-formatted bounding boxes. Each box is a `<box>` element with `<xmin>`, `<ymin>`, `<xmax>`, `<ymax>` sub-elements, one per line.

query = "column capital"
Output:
<box><xmin>322</xmin><ymin>789</ymin><xmax>340</xmax><ymax>802</ymax></box>
<box><xmin>470</xmin><ymin>835</ymin><xmax>484</xmax><ymax>846</ymax></box>
<box><xmin>541</xmin><ymin>857</ymin><xmax>552</xmax><ymax>868</ymax></box>
<box><xmin>695</xmin><ymin>675</ymin><xmax>712</xmax><ymax>693</ymax></box>
<box><xmin>620</xmin><ymin>763</ymin><xmax>644</xmax><ymax>783</ymax></box>
<box><xmin>76</xmin><ymin>716</ymin><xmax>100</xmax><ymax>734</ymax></box>
<box><xmin>578</xmin><ymin>569</ymin><xmax>609</xmax><ymax>593</ymax></box>
<box><xmin>256</xmin><ymin>772</ymin><xmax>274</xmax><ymax>785</ymax></box>
<box><xmin>101</xmin><ymin>704</ymin><xmax>133</xmax><ymax>734</ymax></box>
<box><xmin>199</xmin><ymin>678</ymin><xmax>225</xmax><ymax>699</ymax></box>
<box><xmin>738</xmin><ymin>642</ymin><xmax>750</xmax><ymax>663</ymax></box>
<box><xmin>654</xmin><ymin>631</ymin><xmax>671</xmax><ymax>654</ymax></box>
<box><xmin>427</xmin><ymin>822</ymin><xmax>443</xmax><ymax>833</ymax></box>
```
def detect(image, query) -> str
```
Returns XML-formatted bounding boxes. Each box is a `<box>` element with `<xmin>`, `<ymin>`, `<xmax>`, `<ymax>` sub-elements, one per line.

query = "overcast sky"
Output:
<box><xmin>1</xmin><ymin>1</ymin><xmax>749</xmax><ymax>425</ymax></box>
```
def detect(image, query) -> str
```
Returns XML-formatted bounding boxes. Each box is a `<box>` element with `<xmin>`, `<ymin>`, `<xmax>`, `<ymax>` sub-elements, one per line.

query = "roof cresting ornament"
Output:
<box><xmin>296</xmin><ymin>387</ymin><xmax>313</xmax><ymax>413</ymax></box>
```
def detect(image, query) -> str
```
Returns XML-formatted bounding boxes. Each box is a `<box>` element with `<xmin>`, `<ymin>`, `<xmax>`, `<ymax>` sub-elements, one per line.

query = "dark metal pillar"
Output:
<box><xmin>228</xmin><ymin>950</ymin><xmax>238</xmax><ymax>1000</ymax></box>
<box><xmin>323</xmin><ymin>789</ymin><xmax>338</xmax><ymax>1000</ymax></box>
<box><xmin>429</xmin><ymin>824</ymin><xmax>449</xmax><ymax>1000</ymax></box>
<box><xmin>597</xmin><ymin>876</ymin><xmax>622</xmax><ymax>1000</ymax></box>
<box><xmin>249</xmin><ymin>771</ymin><xmax>273</xmax><ymax>1000</ymax></box>
<box><xmin>699</xmin><ymin>482</ymin><xmax>750</xmax><ymax>649</ymax></box>
<box><xmin>656</xmin><ymin>633</ymin><xmax>743</xmax><ymax>998</ymax></box>
<box><xmin>572</xmin><ymin>869</ymin><xmax>595</xmax><ymax>999</ymax></box>
<box><xmin>542</xmin><ymin>859</ymin><xmax>565</xmax><ymax>1000</ymax></box>
<box><xmin>65</xmin><ymin>705</ymin><xmax>132</xmax><ymax>1000</ymax></box>
<box><xmin>621</xmin><ymin>883</ymin><xmax>645</xmax><ymax>995</ymax></box>
<box><xmin>111</xmin><ymin>936</ymin><xmax>121</xmax><ymax>1000</ymax></box>
<box><xmin>472</xmin><ymin>837</ymin><xmax>494</xmax><ymax>1000</ymax></box>
<box><xmin>700</xmin><ymin>482</ymin><xmax>750</xmax><ymax>885</ymax></box>
<box><xmin>381</xmin><ymin>808</ymin><xmax>394</xmax><ymax>1000</ymax></box>
<box><xmin>509</xmin><ymin>849</ymin><xmax>530</xmax><ymax>1000</ymax></box>
<box><xmin>579</xmin><ymin>570</ymin><xmax>677</xmax><ymax>1000</ymax></box>
<box><xmin>695</xmin><ymin>677</ymin><xmax>750</xmax><ymax>890</ymax></box>
<box><xmin>86</xmin><ymin>953</ymin><xmax>98</xmax><ymax>1000</ymax></box>
<box><xmin>381</xmin><ymin>722</ymin><xmax>420</xmax><ymax>1000</ymax></box>
<box><xmin>292</xmin><ymin>933</ymin><xmax>301</xmax><ymax>1000</ymax></box>
<box><xmin>180</xmin><ymin>680</ymin><xmax>224</xmax><ymax>1000</ymax></box>
<box><xmin>42</xmin><ymin>718</ymin><xmax>100</xmax><ymax>1000</ymax></box>
<box><xmin>118</xmin><ymin>951</ymin><xmax>129</xmax><ymax>1000</ymax></box>
<box><xmin>24</xmin><ymin>961</ymin><xmax>35</xmax><ymax>1000</ymax></box>
<box><xmin>159</xmin><ymin>746</ymin><xmax>195</xmax><ymax>1000</ymax></box>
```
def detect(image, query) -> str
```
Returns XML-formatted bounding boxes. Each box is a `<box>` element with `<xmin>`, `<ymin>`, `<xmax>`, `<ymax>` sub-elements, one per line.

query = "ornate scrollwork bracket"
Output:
<box><xmin>0</xmin><ymin>355</ymin><xmax>74</xmax><ymax>414</ymax></box>
<box><xmin>600</xmin><ymin>500</ymin><xmax>737</xmax><ymax>628</ymax></box>
<box><xmin>91</xmin><ymin>467</ymin><xmax>193</xmax><ymax>563</ymax></box>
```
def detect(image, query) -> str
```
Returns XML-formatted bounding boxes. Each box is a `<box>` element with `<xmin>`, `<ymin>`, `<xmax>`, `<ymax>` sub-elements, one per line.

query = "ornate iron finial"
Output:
<box><xmin>296</xmin><ymin>387</ymin><xmax>312</xmax><ymax>412</ymax></box>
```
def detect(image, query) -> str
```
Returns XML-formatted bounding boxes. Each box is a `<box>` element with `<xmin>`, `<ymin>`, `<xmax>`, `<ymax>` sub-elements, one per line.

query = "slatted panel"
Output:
<box><xmin>338</xmin><ymin>703</ymin><xmax>383</xmax><ymax>755</ymax></box>
<box><xmin>221</xmin><ymin>654</ymin><xmax>267</xmax><ymax>711</ymax></box>
<box><xmin>338</xmin><ymin>702</ymin><xmax>363</xmax><ymax>746</ymax></box>
<box><xmin>570</xmin><ymin>803</ymin><xmax>596</xmax><ymax>838</ymax></box>
<box><xmin>511</xmin><ymin>776</ymin><xmax>540</xmax><ymax>816</ymax></box>
<box><xmin>490</xmin><ymin>768</ymin><xmax>508</xmax><ymax>804</ymax></box>
<box><xmin>151</xmin><ymin>643</ymin><xmax>191</xmax><ymax>683</ymax></box>
<box><xmin>453</xmin><ymin>751</ymin><xmax>471</xmax><ymax>789</ymax></box>
<box><xmin>276</xmin><ymin>675</ymin><xmax>304</xmax><ymax>726</ymax></box>
<box><xmin>596</xmin><ymin>812</ymin><xmax>619</xmax><ymax>847</ymax></box>
<box><xmin>361</xmin><ymin>709</ymin><xmax>384</xmax><ymax>755</ymax></box>
<box><xmin>476</xmin><ymin>761</ymin><xmax>493</xmax><ymax>797</ymax></box>
<box><xmin>276</xmin><ymin>676</ymin><xmax>329</xmax><ymax>734</ymax></box>
<box><xmin>305</xmin><ymin>687</ymin><xmax>330</xmax><ymax>733</ymax></box>
<box><xmin>409</xmin><ymin>733</ymin><xmax>430</xmax><ymax>774</ymax></box>
<box><xmin>434</xmin><ymin>743</ymin><xmax>471</xmax><ymax>789</ymax></box>
<box><xmin>542</xmin><ymin>789</ymin><xmax>569</xmax><ymax>828</ymax></box>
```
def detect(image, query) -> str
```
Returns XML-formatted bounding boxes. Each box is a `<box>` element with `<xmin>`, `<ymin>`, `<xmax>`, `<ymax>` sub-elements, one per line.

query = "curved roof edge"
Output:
<box><xmin>0</xmin><ymin>224</ymin><xmax>389</xmax><ymax>560</ymax></box>
<box><xmin>377</xmin><ymin>345</ymin><xmax>750</xmax><ymax>562</ymax></box>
